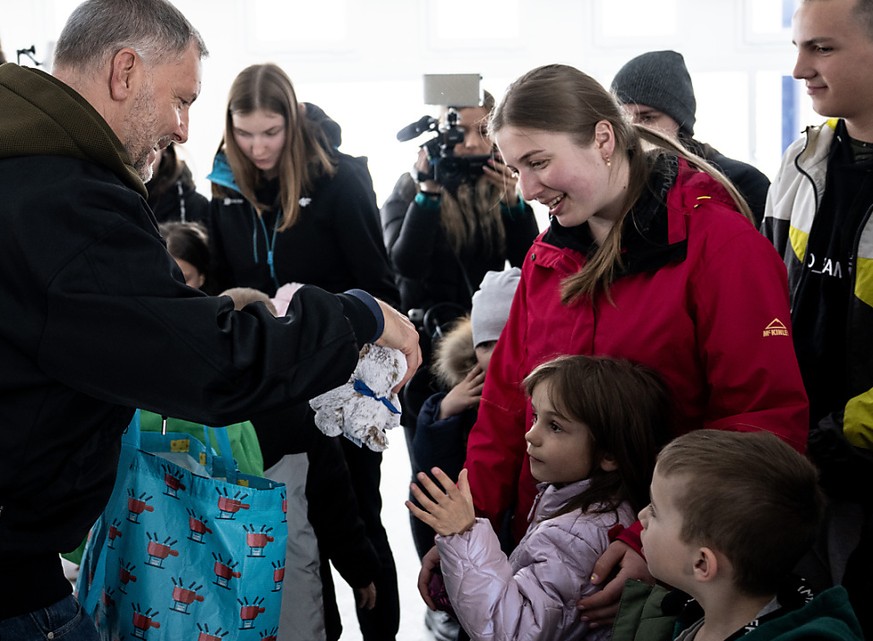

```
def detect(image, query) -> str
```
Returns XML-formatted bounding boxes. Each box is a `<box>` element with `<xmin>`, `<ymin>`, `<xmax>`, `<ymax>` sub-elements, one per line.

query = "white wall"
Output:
<box><xmin>0</xmin><ymin>0</ymin><xmax>818</xmax><ymax>208</ymax></box>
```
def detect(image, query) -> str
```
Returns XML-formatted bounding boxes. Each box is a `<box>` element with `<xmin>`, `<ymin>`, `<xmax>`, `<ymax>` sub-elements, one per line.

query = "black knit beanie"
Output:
<box><xmin>611</xmin><ymin>50</ymin><xmax>697</xmax><ymax>137</ymax></box>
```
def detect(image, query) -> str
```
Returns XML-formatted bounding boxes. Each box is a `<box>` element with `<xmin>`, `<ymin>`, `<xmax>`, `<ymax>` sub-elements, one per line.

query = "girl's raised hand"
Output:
<box><xmin>406</xmin><ymin>468</ymin><xmax>475</xmax><ymax>536</ymax></box>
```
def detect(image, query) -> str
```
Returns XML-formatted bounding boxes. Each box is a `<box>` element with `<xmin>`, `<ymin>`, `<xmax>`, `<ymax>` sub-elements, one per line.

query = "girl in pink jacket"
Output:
<box><xmin>407</xmin><ymin>355</ymin><xmax>668</xmax><ymax>641</ymax></box>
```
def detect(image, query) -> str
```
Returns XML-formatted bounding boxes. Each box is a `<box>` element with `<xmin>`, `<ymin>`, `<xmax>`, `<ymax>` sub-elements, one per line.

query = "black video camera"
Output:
<box><xmin>396</xmin><ymin>74</ymin><xmax>491</xmax><ymax>193</ymax></box>
<box><xmin>396</xmin><ymin>109</ymin><xmax>490</xmax><ymax>192</ymax></box>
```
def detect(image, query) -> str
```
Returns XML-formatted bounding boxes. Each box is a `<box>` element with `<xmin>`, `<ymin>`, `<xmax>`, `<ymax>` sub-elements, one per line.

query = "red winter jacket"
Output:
<box><xmin>465</xmin><ymin>158</ymin><xmax>809</xmax><ymax>543</ymax></box>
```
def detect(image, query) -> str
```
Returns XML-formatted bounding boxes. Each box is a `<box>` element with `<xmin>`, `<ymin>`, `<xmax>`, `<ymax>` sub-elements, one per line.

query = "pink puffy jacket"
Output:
<box><xmin>436</xmin><ymin>480</ymin><xmax>634</xmax><ymax>641</ymax></box>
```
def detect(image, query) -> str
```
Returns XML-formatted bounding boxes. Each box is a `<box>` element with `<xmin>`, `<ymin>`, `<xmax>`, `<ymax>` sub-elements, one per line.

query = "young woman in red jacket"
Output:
<box><xmin>420</xmin><ymin>63</ymin><xmax>809</xmax><ymax>632</ymax></box>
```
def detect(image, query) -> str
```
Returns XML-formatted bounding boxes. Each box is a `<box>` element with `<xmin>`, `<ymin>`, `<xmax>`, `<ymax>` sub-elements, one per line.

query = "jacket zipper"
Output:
<box><xmin>844</xmin><ymin>202</ymin><xmax>873</xmax><ymax>356</ymax></box>
<box><xmin>789</xmin><ymin>128</ymin><xmax>819</xmax><ymax>315</ymax></box>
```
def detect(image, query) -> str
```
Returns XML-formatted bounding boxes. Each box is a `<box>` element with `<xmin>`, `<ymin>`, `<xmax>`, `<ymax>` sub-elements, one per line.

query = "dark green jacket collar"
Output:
<box><xmin>0</xmin><ymin>63</ymin><xmax>146</xmax><ymax>198</ymax></box>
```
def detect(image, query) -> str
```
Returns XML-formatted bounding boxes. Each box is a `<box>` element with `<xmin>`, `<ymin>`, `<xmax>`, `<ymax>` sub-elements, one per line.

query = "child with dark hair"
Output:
<box><xmin>408</xmin><ymin>355</ymin><xmax>670</xmax><ymax>641</ymax></box>
<box><xmin>630</xmin><ymin>429</ymin><xmax>863</xmax><ymax>641</ymax></box>
<box><xmin>159</xmin><ymin>221</ymin><xmax>211</xmax><ymax>291</ymax></box>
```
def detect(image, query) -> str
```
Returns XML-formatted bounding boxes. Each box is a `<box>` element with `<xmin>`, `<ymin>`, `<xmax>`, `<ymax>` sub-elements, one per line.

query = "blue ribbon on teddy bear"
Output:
<box><xmin>353</xmin><ymin>379</ymin><xmax>401</xmax><ymax>415</ymax></box>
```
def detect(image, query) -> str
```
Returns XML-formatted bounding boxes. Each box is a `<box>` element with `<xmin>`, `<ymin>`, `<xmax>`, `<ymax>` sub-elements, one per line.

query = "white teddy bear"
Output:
<box><xmin>309</xmin><ymin>344</ymin><xmax>406</xmax><ymax>451</ymax></box>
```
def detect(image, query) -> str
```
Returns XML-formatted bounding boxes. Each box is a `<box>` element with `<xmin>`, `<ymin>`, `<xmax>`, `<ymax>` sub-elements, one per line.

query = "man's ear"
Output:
<box><xmin>109</xmin><ymin>48</ymin><xmax>140</xmax><ymax>101</ymax></box>
<box><xmin>692</xmin><ymin>546</ymin><xmax>719</xmax><ymax>583</ymax></box>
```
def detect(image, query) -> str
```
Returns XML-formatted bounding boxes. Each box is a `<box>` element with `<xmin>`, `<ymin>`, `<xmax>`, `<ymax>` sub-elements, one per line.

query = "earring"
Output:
<box><xmin>605</xmin><ymin>156</ymin><xmax>612</xmax><ymax>167</ymax></box>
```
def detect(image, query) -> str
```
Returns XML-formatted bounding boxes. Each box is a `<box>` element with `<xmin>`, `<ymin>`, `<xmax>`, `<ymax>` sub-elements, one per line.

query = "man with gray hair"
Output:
<box><xmin>0</xmin><ymin>1</ymin><xmax>420</xmax><ymax>638</ymax></box>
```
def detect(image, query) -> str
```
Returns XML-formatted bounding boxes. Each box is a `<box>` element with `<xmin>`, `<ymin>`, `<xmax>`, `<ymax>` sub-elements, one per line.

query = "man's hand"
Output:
<box><xmin>406</xmin><ymin>468</ymin><xmax>475</xmax><ymax>537</ymax></box>
<box><xmin>577</xmin><ymin>541</ymin><xmax>652</xmax><ymax>627</ymax></box>
<box><xmin>374</xmin><ymin>299</ymin><xmax>422</xmax><ymax>392</ymax></box>
<box><xmin>417</xmin><ymin>545</ymin><xmax>442</xmax><ymax>609</ymax></box>
<box><xmin>355</xmin><ymin>582</ymin><xmax>377</xmax><ymax>610</ymax></box>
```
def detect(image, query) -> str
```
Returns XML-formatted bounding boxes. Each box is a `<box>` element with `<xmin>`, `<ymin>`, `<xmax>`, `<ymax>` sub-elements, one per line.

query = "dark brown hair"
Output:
<box><xmin>159</xmin><ymin>221</ymin><xmax>209</xmax><ymax>284</ymax></box>
<box><xmin>856</xmin><ymin>0</ymin><xmax>873</xmax><ymax>39</ymax></box>
<box><xmin>656</xmin><ymin>430</ymin><xmax>825</xmax><ymax>595</ymax></box>
<box><xmin>523</xmin><ymin>355</ymin><xmax>671</xmax><ymax>518</ymax></box>
<box><xmin>802</xmin><ymin>0</ymin><xmax>873</xmax><ymax>41</ymax></box>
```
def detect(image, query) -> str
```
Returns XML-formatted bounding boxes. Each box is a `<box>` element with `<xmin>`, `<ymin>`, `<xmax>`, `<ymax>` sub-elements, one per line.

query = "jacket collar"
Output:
<box><xmin>0</xmin><ymin>64</ymin><xmax>146</xmax><ymax>198</ymax></box>
<box><xmin>800</xmin><ymin>118</ymin><xmax>839</xmax><ymax>162</ymax></box>
<box><xmin>207</xmin><ymin>150</ymin><xmax>241</xmax><ymax>192</ymax></box>
<box><xmin>532</xmin><ymin>478</ymin><xmax>593</xmax><ymax>520</ymax></box>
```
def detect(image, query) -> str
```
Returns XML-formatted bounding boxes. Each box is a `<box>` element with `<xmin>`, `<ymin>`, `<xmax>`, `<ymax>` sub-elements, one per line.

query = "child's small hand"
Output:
<box><xmin>406</xmin><ymin>468</ymin><xmax>476</xmax><ymax>536</ymax></box>
<box><xmin>438</xmin><ymin>365</ymin><xmax>485</xmax><ymax>419</ymax></box>
<box><xmin>417</xmin><ymin>545</ymin><xmax>442</xmax><ymax>609</ymax></box>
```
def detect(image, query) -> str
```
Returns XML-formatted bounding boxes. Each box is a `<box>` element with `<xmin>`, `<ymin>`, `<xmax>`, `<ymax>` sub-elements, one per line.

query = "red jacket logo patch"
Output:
<box><xmin>763</xmin><ymin>318</ymin><xmax>789</xmax><ymax>337</ymax></box>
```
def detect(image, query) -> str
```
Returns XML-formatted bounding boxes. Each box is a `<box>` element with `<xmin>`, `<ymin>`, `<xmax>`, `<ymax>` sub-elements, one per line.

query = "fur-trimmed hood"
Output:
<box><xmin>431</xmin><ymin>316</ymin><xmax>476</xmax><ymax>390</ymax></box>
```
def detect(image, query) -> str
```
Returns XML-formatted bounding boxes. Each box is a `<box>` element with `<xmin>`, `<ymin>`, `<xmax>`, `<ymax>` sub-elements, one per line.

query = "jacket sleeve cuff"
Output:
<box><xmin>615</xmin><ymin>520</ymin><xmax>644</xmax><ymax>557</ymax></box>
<box><xmin>338</xmin><ymin>289</ymin><xmax>382</xmax><ymax>344</ymax></box>
<box><xmin>414</xmin><ymin>191</ymin><xmax>442</xmax><ymax>209</ymax></box>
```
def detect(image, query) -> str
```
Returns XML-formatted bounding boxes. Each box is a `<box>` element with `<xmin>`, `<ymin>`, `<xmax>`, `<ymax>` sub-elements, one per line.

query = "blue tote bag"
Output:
<box><xmin>77</xmin><ymin>411</ymin><xmax>287</xmax><ymax>641</ymax></box>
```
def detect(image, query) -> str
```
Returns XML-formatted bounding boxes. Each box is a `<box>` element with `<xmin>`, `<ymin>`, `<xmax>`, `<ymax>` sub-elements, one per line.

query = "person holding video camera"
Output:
<box><xmin>383</xmin><ymin>91</ymin><xmax>538</xmax><ymax>327</ymax></box>
<box><xmin>380</xmin><ymin>89</ymin><xmax>538</xmax><ymax>637</ymax></box>
<box><xmin>382</xmin><ymin>89</ymin><xmax>539</xmax><ymax>374</ymax></box>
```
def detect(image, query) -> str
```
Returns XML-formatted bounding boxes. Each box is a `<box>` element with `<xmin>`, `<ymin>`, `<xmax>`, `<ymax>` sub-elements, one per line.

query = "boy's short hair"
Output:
<box><xmin>656</xmin><ymin>430</ymin><xmax>825</xmax><ymax>596</ymax></box>
<box><xmin>802</xmin><ymin>0</ymin><xmax>873</xmax><ymax>44</ymax></box>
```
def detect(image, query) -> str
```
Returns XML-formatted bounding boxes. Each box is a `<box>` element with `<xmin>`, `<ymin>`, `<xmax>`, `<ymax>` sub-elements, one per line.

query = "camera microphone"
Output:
<box><xmin>396</xmin><ymin>115</ymin><xmax>438</xmax><ymax>142</ymax></box>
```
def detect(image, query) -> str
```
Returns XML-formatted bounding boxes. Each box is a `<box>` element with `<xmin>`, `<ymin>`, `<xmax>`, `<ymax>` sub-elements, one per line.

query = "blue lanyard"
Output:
<box><xmin>254</xmin><ymin>212</ymin><xmax>281</xmax><ymax>290</ymax></box>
